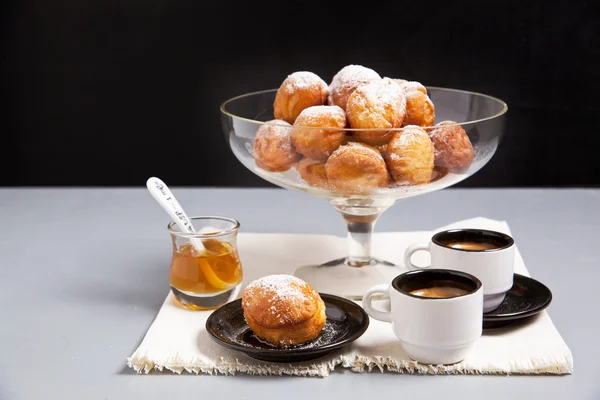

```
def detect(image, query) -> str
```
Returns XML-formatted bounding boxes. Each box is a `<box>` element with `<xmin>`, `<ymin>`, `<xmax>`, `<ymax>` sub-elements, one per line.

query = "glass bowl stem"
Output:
<box><xmin>331</xmin><ymin>199</ymin><xmax>393</xmax><ymax>267</ymax></box>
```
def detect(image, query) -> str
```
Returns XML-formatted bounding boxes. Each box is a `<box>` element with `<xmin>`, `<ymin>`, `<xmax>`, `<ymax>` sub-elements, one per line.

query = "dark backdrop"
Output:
<box><xmin>2</xmin><ymin>0</ymin><xmax>599</xmax><ymax>187</ymax></box>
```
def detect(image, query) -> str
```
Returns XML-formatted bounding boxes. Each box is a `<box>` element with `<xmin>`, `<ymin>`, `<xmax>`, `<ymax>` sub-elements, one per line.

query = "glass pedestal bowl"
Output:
<box><xmin>221</xmin><ymin>87</ymin><xmax>507</xmax><ymax>299</ymax></box>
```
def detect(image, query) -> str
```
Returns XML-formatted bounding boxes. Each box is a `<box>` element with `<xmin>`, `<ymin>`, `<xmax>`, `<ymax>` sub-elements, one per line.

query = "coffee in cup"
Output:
<box><xmin>363</xmin><ymin>269</ymin><xmax>483</xmax><ymax>365</ymax></box>
<box><xmin>404</xmin><ymin>228</ymin><xmax>515</xmax><ymax>313</ymax></box>
<box><xmin>446</xmin><ymin>241</ymin><xmax>498</xmax><ymax>251</ymax></box>
<box><xmin>409</xmin><ymin>286</ymin><xmax>470</xmax><ymax>298</ymax></box>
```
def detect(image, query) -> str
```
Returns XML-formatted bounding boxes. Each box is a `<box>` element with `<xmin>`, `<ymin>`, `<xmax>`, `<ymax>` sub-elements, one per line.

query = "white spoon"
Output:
<box><xmin>146</xmin><ymin>177</ymin><xmax>205</xmax><ymax>252</ymax></box>
<box><xmin>146</xmin><ymin>177</ymin><xmax>240</xmax><ymax>294</ymax></box>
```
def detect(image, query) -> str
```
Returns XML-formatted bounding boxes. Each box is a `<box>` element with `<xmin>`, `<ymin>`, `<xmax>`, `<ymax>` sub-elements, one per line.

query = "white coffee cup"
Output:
<box><xmin>404</xmin><ymin>228</ymin><xmax>515</xmax><ymax>313</ymax></box>
<box><xmin>363</xmin><ymin>269</ymin><xmax>483</xmax><ymax>365</ymax></box>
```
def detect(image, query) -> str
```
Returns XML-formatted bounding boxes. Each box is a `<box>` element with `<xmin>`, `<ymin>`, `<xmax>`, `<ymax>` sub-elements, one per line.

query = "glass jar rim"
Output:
<box><xmin>219</xmin><ymin>87</ymin><xmax>508</xmax><ymax>131</ymax></box>
<box><xmin>167</xmin><ymin>216</ymin><xmax>240</xmax><ymax>238</ymax></box>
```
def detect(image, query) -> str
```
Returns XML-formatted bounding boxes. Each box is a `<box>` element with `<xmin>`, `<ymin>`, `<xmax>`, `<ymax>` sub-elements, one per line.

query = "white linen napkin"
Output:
<box><xmin>127</xmin><ymin>217</ymin><xmax>573</xmax><ymax>376</ymax></box>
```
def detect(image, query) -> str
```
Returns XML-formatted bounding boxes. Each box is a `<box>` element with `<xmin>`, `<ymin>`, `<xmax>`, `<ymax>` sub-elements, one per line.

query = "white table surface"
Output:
<box><xmin>1</xmin><ymin>188</ymin><xmax>598</xmax><ymax>400</ymax></box>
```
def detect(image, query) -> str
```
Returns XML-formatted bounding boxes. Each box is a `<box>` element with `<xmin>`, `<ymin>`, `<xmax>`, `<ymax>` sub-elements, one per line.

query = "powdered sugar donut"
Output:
<box><xmin>429</xmin><ymin>121</ymin><xmax>474</xmax><ymax>171</ymax></box>
<box><xmin>328</xmin><ymin>64</ymin><xmax>381</xmax><ymax>111</ymax></box>
<box><xmin>346</xmin><ymin>78</ymin><xmax>406</xmax><ymax>145</ymax></box>
<box><xmin>395</xmin><ymin>80</ymin><xmax>435</xmax><ymax>127</ymax></box>
<box><xmin>291</xmin><ymin>105</ymin><xmax>347</xmax><ymax>160</ymax></box>
<box><xmin>385</xmin><ymin>125</ymin><xmax>434</xmax><ymax>185</ymax></box>
<box><xmin>253</xmin><ymin>119</ymin><xmax>300</xmax><ymax>172</ymax></box>
<box><xmin>242</xmin><ymin>274</ymin><xmax>326</xmax><ymax>346</ymax></box>
<box><xmin>325</xmin><ymin>142</ymin><xmax>389</xmax><ymax>194</ymax></box>
<box><xmin>273</xmin><ymin>72</ymin><xmax>328</xmax><ymax>124</ymax></box>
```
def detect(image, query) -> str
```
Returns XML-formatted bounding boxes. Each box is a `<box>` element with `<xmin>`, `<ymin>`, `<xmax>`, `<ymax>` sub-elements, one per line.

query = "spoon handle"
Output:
<box><xmin>146</xmin><ymin>177</ymin><xmax>196</xmax><ymax>234</ymax></box>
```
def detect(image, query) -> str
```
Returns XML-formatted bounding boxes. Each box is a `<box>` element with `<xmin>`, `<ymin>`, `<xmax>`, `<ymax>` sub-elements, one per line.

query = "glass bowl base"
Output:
<box><xmin>293</xmin><ymin>258</ymin><xmax>400</xmax><ymax>300</ymax></box>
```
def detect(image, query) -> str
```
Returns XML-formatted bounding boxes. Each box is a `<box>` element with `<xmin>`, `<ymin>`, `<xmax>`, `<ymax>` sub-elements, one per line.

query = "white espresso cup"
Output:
<box><xmin>363</xmin><ymin>269</ymin><xmax>483</xmax><ymax>365</ymax></box>
<box><xmin>404</xmin><ymin>228</ymin><xmax>515</xmax><ymax>313</ymax></box>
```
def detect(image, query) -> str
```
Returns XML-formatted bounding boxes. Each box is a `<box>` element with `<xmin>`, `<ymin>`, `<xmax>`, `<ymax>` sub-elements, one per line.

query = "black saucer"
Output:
<box><xmin>206</xmin><ymin>293</ymin><xmax>370</xmax><ymax>363</ymax></box>
<box><xmin>483</xmin><ymin>273</ymin><xmax>552</xmax><ymax>329</ymax></box>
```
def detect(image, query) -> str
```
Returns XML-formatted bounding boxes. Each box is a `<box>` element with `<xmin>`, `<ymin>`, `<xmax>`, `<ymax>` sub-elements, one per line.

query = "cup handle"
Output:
<box><xmin>362</xmin><ymin>284</ymin><xmax>393</xmax><ymax>322</ymax></box>
<box><xmin>404</xmin><ymin>242</ymin><xmax>431</xmax><ymax>270</ymax></box>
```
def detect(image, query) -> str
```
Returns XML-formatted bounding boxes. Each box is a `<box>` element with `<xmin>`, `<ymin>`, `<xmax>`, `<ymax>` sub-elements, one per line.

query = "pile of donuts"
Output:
<box><xmin>252</xmin><ymin>64</ymin><xmax>474</xmax><ymax>195</ymax></box>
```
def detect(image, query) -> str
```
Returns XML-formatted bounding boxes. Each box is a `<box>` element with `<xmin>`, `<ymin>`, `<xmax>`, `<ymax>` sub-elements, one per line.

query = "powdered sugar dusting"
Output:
<box><xmin>345</xmin><ymin>141</ymin><xmax>380</xmax><ymax>157</ymax></box>
<box><xmin>244</xmin><ymin>275</ymin><xmax>313</xmax><ymax>325</ymax></box>
<box><xmin>401</xmin><ymin>81</ymin><xmax>427</xmax><ymax>94</ymax></box>
<box><xmin>246</xmin><ymin>274</ymin><xmax>307</xmax><ymax>295</ymax></box>
<box><xmin>430</xmin><ymin>120</ymin><xmax>460</xmax><ymax>140</ymax></box>
<box><xmin>329</xmin><ymin>65</ymin><xmax>381</xmax><ymax>94</ymax></box>
<box><xmin>389</xmin><ymin>78</ymin><xmax>427</xmax><ymax>95</ymax></box>
<box><xmin>356</xmin><ymin>78</ymin><xmax>404</xmax><ymax>109</ymax></box>
<box><xmin>255</xmin><ymin>119</ymin><xmax>294</xmax><ymax>153</ymax></box>
<box><xmin>298</xmin><ymin>105</ymin><xmax>344</xmax><ymax>118</ymax></box>
<box><xmin>387</xmin><ymin>127</ymin><xmax>428</xmax><ymax>163</ymax></box>
<box><xmin>347</xmin><ymin>78</ymin><xmax>406</xmax><ymax>127</ymax></box>
<box><xmin>327</xmin><ymin>143</ymin><xmax>383</xmax><ymax>170</ymax></box>
<box><xmin>265</xmin><ymin>119</ymin><xmax>291</xmax><ymax>128</ymax></box>
<box><xmin>294</xmin><ymin>105</ymin><xmax>345</xmax><ymax>127</ymax></box>
<box><xmin>397</xmin><ymin>126</ymin><xmax>428</xmax><ymax>146</ymax></box>
<box><xmin>283</xmin><ymin>71</ymin><xmax>327</xmax><ymax>91</ymax></box>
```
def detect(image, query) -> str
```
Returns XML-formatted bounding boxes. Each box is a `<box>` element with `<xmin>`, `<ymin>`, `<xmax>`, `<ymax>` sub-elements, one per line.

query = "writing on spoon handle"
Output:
<box><xmin>147</xmin><ymin>177</ymin><xmax>195</xmax><ymax>233</ymax></box>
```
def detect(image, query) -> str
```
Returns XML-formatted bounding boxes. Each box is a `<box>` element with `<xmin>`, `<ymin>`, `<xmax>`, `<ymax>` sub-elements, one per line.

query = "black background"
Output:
<box><xmin>2</xmin><ymin>0</ymin><xmax>599</xmax><ymax>187</ymax></box>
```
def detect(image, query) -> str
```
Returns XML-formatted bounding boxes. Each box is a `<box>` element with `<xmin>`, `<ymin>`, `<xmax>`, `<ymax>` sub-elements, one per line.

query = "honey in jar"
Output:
<box><xmin>168</xmin><ymin>217</ymin><xmax>243</xmax><ymax>310</ymax></box>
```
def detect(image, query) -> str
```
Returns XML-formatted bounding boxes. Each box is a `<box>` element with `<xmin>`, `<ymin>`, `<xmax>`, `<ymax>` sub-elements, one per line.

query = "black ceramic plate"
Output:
<box><xmin>206</xmin><ymin>293</ymin><xmax>369</xmax><ymax>363</ymax></box>
<box><xmin>483</xmin><ymin>273</ymin><xmax>552</xmax><ymax>329</ymax></box>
